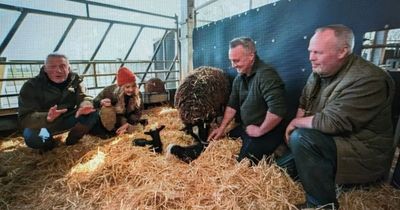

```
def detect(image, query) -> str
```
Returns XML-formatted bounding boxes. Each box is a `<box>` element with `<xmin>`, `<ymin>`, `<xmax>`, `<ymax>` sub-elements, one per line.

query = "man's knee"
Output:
<box><xmin>289</xmin><ymin>128</ymin><xmax>336</xmax><ymax>160</ymax></box>
<box><xmin>77</xmin><ymin>110</ymin><xmax>100</xmax><ymax>128</ymax></box>
<box><xmin>89</xmin><ymin>110</ymin><xmax>99</xmax><ymax>119</ymax></box>
<box><xmin>288</xmin><ymin>128</ymin><xmax>313</xmax><ymax>150</ymax></box>
<box><xmin>23</xmin><ymin>128</ymin><xmax>44</xmax><ymax>149</ymax></box>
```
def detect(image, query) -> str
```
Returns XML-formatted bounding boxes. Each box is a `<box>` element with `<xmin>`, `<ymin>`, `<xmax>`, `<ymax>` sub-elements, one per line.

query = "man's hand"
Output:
<box><xmin>116</xmin><ymin>123</ymin><xmax>130</xmax><ymax>135</ymax></box>
<box><xmin>47</xmin><ymin>105</ymin><xmax>68</xmax><ymax>122</ymax></box>
<box><xmin>285</xmin><ymin>116</ymin><xmax>314</xmax><ymax>144</ymax></box>
<box><xmin>208</xmin><ymin>127</ymin><xmax>225</xmax><ymax>141</ymax></box>
<box><xmin>285</xmin><ymin>120</ymin><xmax>297</xmax><ymax>144</ymax></box>
<box><xmin>100</xmin><ymin>98</ymin><xmax>112</xmax><ymax>107</ymax></box>
<box><xmin>75</xmin><ymin>104</ymin><xmax>96</xmax><ymax>118</ymax></box>
<box><xmin>246</xmin><ymin>124</ymin><xmax>264</xmax><ymax>137</ymax></box>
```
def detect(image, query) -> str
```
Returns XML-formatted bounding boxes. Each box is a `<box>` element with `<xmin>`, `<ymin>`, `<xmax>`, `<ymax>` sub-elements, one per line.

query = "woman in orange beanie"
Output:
<box><xmin>93</xmin><ymin>67</ymin><xmax>143</xmax><ymax>135</ymax></box>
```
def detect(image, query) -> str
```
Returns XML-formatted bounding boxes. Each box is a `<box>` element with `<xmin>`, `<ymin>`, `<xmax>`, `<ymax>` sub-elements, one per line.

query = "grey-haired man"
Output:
<box><xmin>18</xmin><ymin>52</ymin><xmax>101</xmax><ymax>151</ymax></box>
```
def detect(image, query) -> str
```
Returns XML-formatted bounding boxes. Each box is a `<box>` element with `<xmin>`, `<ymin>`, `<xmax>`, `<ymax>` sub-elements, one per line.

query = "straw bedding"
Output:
<box><xmin>1</xmin><ymin>106</ymin><xmax>399</xmax><ymax>209</ymax></box>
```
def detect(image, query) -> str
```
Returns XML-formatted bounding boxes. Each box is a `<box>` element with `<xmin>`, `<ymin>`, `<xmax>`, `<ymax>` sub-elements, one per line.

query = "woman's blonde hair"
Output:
<box><xmin>114</xmin><ymin>83</ymin><xmax>141</xmax><ymax>113</ymax></box>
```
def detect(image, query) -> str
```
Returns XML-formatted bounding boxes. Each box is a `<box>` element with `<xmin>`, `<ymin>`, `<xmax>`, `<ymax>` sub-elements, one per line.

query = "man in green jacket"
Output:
<box><xmin>282</xmin><ymin>24</ymin><xmax>395</xmax><ymax>209</ymax></box>
<box><xmin>18</xmin><ymin>52</ymin><xmax>100</xmax><ymax>152</ymax></box>
<box><xmin>208</xmin><ymin>37</ymin><xmax>287</xmax><ymax>164</ymax></box>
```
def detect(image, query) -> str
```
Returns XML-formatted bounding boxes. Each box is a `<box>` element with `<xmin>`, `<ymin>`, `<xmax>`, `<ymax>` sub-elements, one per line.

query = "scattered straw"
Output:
<box><xmin>0</xmin><ymin>106</ymin><xmax>399</xmax><ymax>209</ymax></box>
<box><xmin>158</xmin><ymin>107</ymin><xmax>178</xmax><ymax>116</ymax></box>
<box><xmin>70</xmin><ymin>149</ymin><xmax>106</xmax><ymax>175</ymax></box>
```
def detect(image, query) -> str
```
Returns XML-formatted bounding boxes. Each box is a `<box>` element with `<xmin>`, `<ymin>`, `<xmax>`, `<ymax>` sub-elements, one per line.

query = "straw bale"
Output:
<box><xmin>1</xmin><ymin>106</ymin><xmax>400</xmax><ymax>209</ymax></box>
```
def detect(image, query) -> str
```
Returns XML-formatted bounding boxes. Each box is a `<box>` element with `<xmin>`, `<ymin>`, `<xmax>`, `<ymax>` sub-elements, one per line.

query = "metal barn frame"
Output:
<box><xmin>0</xmin><ymin>1</ymin><xmax>181</xmax><ymax>118</ymax></box>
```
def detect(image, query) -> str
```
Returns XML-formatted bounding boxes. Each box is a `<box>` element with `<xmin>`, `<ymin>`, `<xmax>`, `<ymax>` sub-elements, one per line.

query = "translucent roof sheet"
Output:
<box><xmin>2</xmin><ymin>14</ymin><xmax>71</xmax><ymax>60</ymax></box>
<box><xmin>58</xmin><ymin>19</ymin><xmax>110</xmax><ymax>60</ymax></box>
<box><xmin>95</xmin><ymin>25</ymin><xmax>142</xmax><ymax>60</ymax></box>
<box><xmin>0</xmin><ymin>9</ymin><xmax>20</xmax><ymax>43</ymax></box>
<box><xmin>0</xmin><ymin>0</ymin><xmax>179</xmax><ymax>60</ymax></box>
<box><xmin>0</xmin><ymin>0</ymin><xmax>86</xmax><ymax>16</ymax></box>
<box><xmin>128</xmin><ymin>28</ymin><xmax>167</xmax><ymax>60</ymax></box>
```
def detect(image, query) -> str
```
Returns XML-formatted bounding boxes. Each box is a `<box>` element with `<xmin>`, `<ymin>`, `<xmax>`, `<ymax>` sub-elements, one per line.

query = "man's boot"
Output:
<box><xmin>39</xmin><ymin>137</ymin><xmax>59</xmax><ymax>154</ymax></box>
<box><xmin>37</xmin><ymin>127</ymin><xmax>58</xmax><ymax>153</ymax></box>
<box><xmin>65</xmin><ymin>123</ymin><xmax>90</xmax><ymax>145</ymax></box>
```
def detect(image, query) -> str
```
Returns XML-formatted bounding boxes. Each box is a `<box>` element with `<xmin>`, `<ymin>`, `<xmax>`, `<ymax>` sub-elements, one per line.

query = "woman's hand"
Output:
<box><xmin>116</xmin><ymin>123</ymin><xmax>130</xmax><ymax>135</ymax></box>
<box><xmin>100</xmin><ymin>98</ymin><xmax>112</xmax><ymax>107</ymax></box>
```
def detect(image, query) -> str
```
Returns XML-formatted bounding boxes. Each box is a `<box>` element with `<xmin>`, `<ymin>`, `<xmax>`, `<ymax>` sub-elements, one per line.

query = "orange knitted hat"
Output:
<box><xmin>117</xmin><ymin>67</ymin><xmax>136</xmax><ymax>86</ymax></box>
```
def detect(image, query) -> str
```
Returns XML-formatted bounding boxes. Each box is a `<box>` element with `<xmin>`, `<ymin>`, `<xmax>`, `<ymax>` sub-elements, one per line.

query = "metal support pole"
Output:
<box><xmin>371</xmin><ymin>30</ymin><xmax>388</xmax><ymax>66</ymax></box>
<box><xmin>54</xmin><ymin>18</ymin><xmax>76</xmax><ymax>52</ymax></box>
<box><xmin>111</xmin><ymin>27</ymin><xmax>144</xmax><ymax>84</ymax></box>
<box><xmin>85</xmin><ymin>2</ymin><xmax>90</xmax><ymax>17</ymax></box>
<box><xmin>165</xmin><ymin>54</ymin><xmax>178</xmax><ymax>80</ymax></box>
<box><xmin>0</xmin><ymin>3</ymin><xmax>174</xmax><ymax>31</ymax></box>
<box><xmin>180</xmin><ymin>0</ymin><xmax>195</xmax><ymax>80</ymax></box>
<box><xmin>139</xmin><ymin>30</ymin><xmax>169</xmax><ymax>88</ymax></box>
<box><xmin>174</xmin><ymin>14</ymin><xmax>181</xmax><ymax>87</ymax></box>
<box><xmin>121</xmin><ymin>27</ymin><xmax>144</xmax><ymax>65</ymax></box>
<box><xmin>194</xmin><ymin>0</ymin><xmax>219</xmax><ymax>11</ymax></box>
<box><xmin>67</xmin><ymin>0</ymin><xmax>175</xmax><ymax>20</ymax></box>
<box><xmin>0</xmin><ymin>12</ymin><xmax>27</xmax><ymax>56</ymax></box>
<box><xmin>82</xmin><ymin>23</ymin><xmax>113</xmax><ymax>75</ymax></box>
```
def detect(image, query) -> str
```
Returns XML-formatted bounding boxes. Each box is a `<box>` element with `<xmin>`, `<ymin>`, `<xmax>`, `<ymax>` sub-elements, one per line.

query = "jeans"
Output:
<box><xmin>276</xmin><ymin>128</ymin><xmax>338</xmax><ymax>208</ymax></box>
<box><xmin>23</xmin><ymin>111</ymin><xmax>100</xmax><ymax>150</ymax></box>
<box><xmin>391</xmin><ymin>154</ymin><xmax>400</xmax><ymax>189</ymax></box>
<box><xmin>229</xmin><ymin>123</ymin><xmax>284</xmax><ymax>164</ymax></box>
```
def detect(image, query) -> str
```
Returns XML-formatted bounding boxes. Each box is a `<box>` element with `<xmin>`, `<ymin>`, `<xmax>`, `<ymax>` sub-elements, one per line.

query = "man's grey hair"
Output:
<box><xmin>316</xmin><ymin>24</ymin><xmax>355</xmax><ymax>54</ymax></box>
<box><xmin>229</xmin><ymin>37</ymin><xmax>257</xmax><ymax>54</ymax></box>
<box><xmin>45</xmin><ymin>52</ymin><xmax>69</xmax><ymax>64</ymax></box>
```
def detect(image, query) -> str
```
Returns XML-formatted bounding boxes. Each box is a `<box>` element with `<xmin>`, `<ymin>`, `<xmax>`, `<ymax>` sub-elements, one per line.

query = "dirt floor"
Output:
<box><xmin>0</xmin><ymin>106</ymin><xmax>399</xmax><ymax>209</ymax></box>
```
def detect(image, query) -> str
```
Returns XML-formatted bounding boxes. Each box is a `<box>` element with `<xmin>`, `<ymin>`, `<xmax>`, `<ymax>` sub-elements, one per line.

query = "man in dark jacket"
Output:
<box><xmin>18</xmin><ymin>52</ymin><xmax>99</xmax><ymax>151</ymax></box>
<box><xmin>208</xmin><ymin>37</ymin><xmax>287</xmax><ymax>164</ymax></box>
<box><xmin>280</xmin><ymin>24</ymin><xmax>395</xmax><ymax>209</ymax></box>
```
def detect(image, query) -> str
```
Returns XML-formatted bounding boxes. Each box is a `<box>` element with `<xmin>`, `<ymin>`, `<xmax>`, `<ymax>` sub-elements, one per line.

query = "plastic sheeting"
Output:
<box><xmin>193</xmin><ymin>0</ymin><xmax>400</xmax><ymax>120</ymax></box>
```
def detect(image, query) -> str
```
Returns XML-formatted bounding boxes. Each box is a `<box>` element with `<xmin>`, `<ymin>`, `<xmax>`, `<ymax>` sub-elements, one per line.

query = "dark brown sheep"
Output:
<box><xmin>168</xmin><ymin>66</ymin><xmax>230</xmax><ymax>162</ymax></box>
<box><xmin>174</xmin><ymin>66</ymin><xmax>230</xmax><ymax>126</ymax></box>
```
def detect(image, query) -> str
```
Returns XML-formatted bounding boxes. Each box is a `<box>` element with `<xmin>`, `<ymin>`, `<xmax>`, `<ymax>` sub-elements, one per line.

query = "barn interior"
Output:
<box><xmin>1</xmin><ymin>0</ymin><xmax>400</xmax><ymax>209</ymax></box>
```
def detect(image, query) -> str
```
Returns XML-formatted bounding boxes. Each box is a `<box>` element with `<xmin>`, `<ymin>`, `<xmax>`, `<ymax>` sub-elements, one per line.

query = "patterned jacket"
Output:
<box><xmin>93</xmin><ymin>84</ymin><xmax>142</xmax><ymax>128</ymax></box>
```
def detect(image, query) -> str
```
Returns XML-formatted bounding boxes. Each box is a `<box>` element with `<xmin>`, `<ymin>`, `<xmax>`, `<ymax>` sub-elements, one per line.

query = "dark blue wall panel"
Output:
<box><xmin>193</xmin><ymin>0</ymin><xmax>400</xmax><ymax>120</ymax></box>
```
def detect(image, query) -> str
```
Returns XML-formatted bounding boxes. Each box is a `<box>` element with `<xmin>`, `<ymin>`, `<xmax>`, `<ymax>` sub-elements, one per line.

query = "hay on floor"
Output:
<box><xmin>0</xmin><ymin>106</ymin><xmax>399</xmax><ymax>209</ymax></box>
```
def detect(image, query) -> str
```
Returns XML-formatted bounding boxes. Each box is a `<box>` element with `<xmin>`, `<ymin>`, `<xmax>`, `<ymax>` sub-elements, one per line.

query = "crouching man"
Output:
<box><xmin>18</xmin><ymin>52</ymin><xmax>100</xmax><ymax>152</ymax></box>
<box><xmin>279</xmin><ymin>24</ymin><xmax>395</xmax><ymax>209</ymax></box>
<box><xmin>208</xmin><ymin>37</ymin><xmax>287</xmax><ymax>164</ymax></box>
